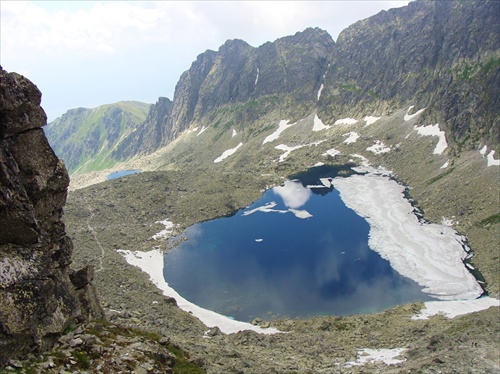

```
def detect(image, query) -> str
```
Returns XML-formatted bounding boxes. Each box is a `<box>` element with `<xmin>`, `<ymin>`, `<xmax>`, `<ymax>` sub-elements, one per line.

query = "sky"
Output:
<box><xmin>1</xmin><ymin>1</ymin><xmax>410</xmax><ymax>122</ymax></box>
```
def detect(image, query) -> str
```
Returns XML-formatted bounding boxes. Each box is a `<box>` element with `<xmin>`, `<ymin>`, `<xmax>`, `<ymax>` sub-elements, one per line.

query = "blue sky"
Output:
<box><xmin>1</xmin><ymin>1</ymin><xmax>409</xmax><ymax>122</ymax></box>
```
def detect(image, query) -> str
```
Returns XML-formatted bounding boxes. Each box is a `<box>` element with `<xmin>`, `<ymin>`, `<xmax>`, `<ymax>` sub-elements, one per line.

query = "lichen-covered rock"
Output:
<box><xmin>0</xmin><ymin>66</ymin><xmax>104</xmax><ymax>361</ymax></box>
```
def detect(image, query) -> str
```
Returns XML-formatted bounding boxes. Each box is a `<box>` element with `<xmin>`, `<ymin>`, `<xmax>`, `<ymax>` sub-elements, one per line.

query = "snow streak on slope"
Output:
<box><xmin>312</xmin><ymin>114</ymin><xmax>331</xmax><ymax>132</ymax></box>
<box><xmin>404</xmin><ymin>106</ymin><xmax>426</xmax><ymax>121</ymax></box>
<box><xmin>317</xmin><ymin>83</ymin><xmax>324</xmax><ymax>101</ymax></box>
<box><xmin>334</xmin><ymin>118</ymin><xmax>357</xmax><ymax>126</ymax></box>
<box><xmin>414</xmin><ymin>124</ymin><xmax>448</xmax><ymax>155</ymax></box>
<box><xmin>363</xmin><ymin>116</ymin><xmax>381</xmax><ymax>126</ymax></box>
<box><xmin>479</xmin><ymin>145</ymin><xmax>500</xmax><ymax>166</ymax></box>
<box><xmin>263</xmin><ymin>120</ymin><xmax>295</xmax><ymax>144</ymax></box>
<box><xmin>214</xmin><ymin>142</ymin><xmax>243</xmax><ymax>163</ymax></box>
<box><xmin>343</xmin><ymin>132</ymin><xmax>359</xmax><ymax>144</ymax></box>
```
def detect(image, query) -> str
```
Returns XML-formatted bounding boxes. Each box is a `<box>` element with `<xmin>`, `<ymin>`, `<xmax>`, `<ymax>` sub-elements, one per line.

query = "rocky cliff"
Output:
<box><xmin>113</xmin><ymin>0</ymin><xmax>497</xmax><ymax>161</ymax></box>
<box><xmin>320</xmin><ymin>0</ymin><xmax>499</xmax><ymax>151</ymax></box>
<box><xmin>112</xmin><ymin>97</ymin><xmax>172</xmax><ymax>160</ymax></box>
<box><xmin>115</xmin><ymin>27</ymin><xmax>335</xmax><ymax>158</ymax></box>
<box><xmin>0</xmin><ymin>67</ymin><xmax>103</xmax><ymax>361</ymax></box>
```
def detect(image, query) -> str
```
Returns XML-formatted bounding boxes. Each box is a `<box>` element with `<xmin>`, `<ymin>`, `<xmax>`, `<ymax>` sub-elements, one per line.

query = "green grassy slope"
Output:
<box><xmin>45</xmin><ymin>101</ymin><xmax>150</xmax><ymax>174</ymax></box>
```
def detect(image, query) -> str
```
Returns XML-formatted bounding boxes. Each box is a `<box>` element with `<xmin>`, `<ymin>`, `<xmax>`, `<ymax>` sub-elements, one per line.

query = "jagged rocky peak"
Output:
<box><xmin>111</xmin><ymin>97</ymin><xmax>173</xmax><ymax>159</ymax></box>
<box><xmin>164</xmin><ymin>27</ymin><xmax>335</xmax><ymax>138</ymax></box>
<box><xmin>117</xmin><ymin>27</ymin><xmax>336</xmax><ymax>156</ymax></box>
<box><xmin>0</xmin><ymin>67</ymin><xmax>104</xmax><ymax>360</ymax></box>
<box><xmin>320</xmin><ymin>0</ymin><xmax>499</xmax><ymax>149</ymax></box>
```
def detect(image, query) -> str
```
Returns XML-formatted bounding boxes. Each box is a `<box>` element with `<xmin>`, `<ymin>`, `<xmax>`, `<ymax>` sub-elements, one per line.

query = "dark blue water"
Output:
<box><xmin>163</xmin><ymin>169</ymin><xmax>432</xmax><ymax>322</ymax></box>
<box><xmin>107</xmin><ymin>169</ymin><xmax>142</xmax><ymax>180</ymax></box>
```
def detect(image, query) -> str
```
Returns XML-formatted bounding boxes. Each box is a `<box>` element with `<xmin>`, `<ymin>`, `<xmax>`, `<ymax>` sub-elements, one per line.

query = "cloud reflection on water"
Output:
<box><xmin>273</xmin><ymin>180</ymin><xmax>312</xmax><ymax>209</ymax></box>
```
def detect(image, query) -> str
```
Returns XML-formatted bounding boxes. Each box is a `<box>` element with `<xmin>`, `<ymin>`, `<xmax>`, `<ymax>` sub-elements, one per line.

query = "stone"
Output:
<box><xmin>206</xmin><ymin>326</ymin><xmax>222</xmax><ymax>337</ymax></box>
<box><xmin>69</xmin><ymin>266</ymin><xmax>95</xmax><ymax>290</ymax></box>
<box><xmin>68</xmin><ymin>338</ymin><xmax>83</xmax><ymax>348</ymax></box>
<box><xmin>8</xmin><ymin>359</ymin><xmax>23</xmax><ymax>368</ymax></box>
<box><xmin>0</xmin><ymin>67</ymin><xmax>104</xmax><ymax>361</ymax></box>
<box><xmin>159</xmin><ymin>337</ymin><xmax>170</xmax><ymax>346</ymax></box>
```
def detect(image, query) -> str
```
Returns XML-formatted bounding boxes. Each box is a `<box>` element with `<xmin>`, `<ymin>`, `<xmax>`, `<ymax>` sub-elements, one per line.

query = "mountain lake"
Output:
<box><xmin>107</xmin><ymin>169</ymin><xmax>142</xmax><ymax>180</ymax></box>
<box><xmin>163</xmin><ymin>166</ymin><xmax>433</xmax><ymax>322</ymax></box>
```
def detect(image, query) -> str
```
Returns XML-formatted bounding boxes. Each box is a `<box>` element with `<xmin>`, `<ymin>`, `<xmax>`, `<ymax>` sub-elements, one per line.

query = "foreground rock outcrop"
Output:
<box><xmin>0</xmin><ymin>67</ymin><xmax>104</xmax><ymax>361</ymax></box>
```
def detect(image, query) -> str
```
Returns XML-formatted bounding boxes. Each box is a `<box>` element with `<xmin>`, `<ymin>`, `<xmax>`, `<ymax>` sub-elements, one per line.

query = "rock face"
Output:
<box><xmin>118</xmin><ymin>27</ymin><xmax>335</xmax><ymax>156</ymax></box>
<box><xmin>321</xmin><ymin>0</ymin><xmax>499</xmax><ymax>150</ymax></box>
<box><xmin>115</xmin><ymin>0</ymin><xmax>497</xmax><ymax>160</ymax></box>
<box><xmin>112</xmin><ymin>97</ymin><xmax>172</xmax><ymax>159</ymax></box>
<box><xmin>0</xmin><ymin>67</ymin><xmax>104</xmax><ymax>360</ymax></box>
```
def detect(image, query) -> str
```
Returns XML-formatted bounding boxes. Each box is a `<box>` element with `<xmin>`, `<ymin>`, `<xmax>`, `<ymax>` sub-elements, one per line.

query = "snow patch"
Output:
<box><xmin>412</xmin><ymin>297</ymin><xmax>499</xmax><ymax>320</ymax></box>
<box><xmin>214</xmin><ymin>142</ymin><xmax>243</xmax><ymax>163</ymax></box>
<box><xmin>334</xmin><ymin>118</ymin><xmax>357</xmax><ymax>126</ymax></box>
<box><xmin>349</xmin><ymin>154</ymin><xmax>371</xmax><ymax>167</ymax></box>
<box><xmin>332</xmin><ymin>172</ymin><xmax>483</xmax><ymax>300</ymax></box>
<box><xmin>414</xmin><ymin>123</ymin><xmax>448</xmax><ymax>155</ymax></box>
<box><xmin>317</xmin><ymin>83</ymin><xmax>324</xmax><ymax>101</ymax></box>
<box><xmin>478</xmin><ymin>146</ymin><xmax>500</xmax><ymax>166</ymax></box>
<box><xmin>275</xmin><ymin>144</ymin><xmax>305</xmax><ymax>162</ymax></box>
<box><xmin>363</xmin><ymin>116</ymin><xmax>381</xmax><ymax>126</ymax></box>
<box><xmin>486</xmin><ymin>150</ymin><xmax>500</xmax><ymax>166</ymax></box>
<box><xmin>441</xmin><ymin>216</ymin><xmax>458</xmax><ymax>227</ymax></box>
<box><xmin>312</xmin><ymin>114</ymin><xmax>331</xmax><ymax>132</ymax></box>
<box><xmin>232</xmin><ymin>128</ymin><xmax>237</xmax><ymax>137</ymax></box>
<box><xmin>118</xmin><ymin>249</ymin><xmax>279</xmax><ymax>335</ymax></box>
<box><xmin>152</xmin><ymin>219</ymin><xmax>177</xmax><ymax>240</ymax></box>
<box><xmin>366</xmin><ymin>140</ymin><xmax>391</xmax><ymax>154</ymax></box>
<box><xmin>263</xmin><ymin>120</ymin><xmax>294</xmax><ymax>144</ymax></box>
<box><xmin>254</xmin><ymin>68</ymin><xmax>259</xmax><ymax>86</ymax></box>
<box><xmin>275</xmin><ymin>141</ymin><xmax>324</xmax><ymax>162</ymax></box>
<box><xmin>197</xmin><ymin>126</ymin><xmax>208</xmax><ymax>136</ymax></box>
<box><xmin>322</xmin><ymin>148</ymin><xmax>341</xmax><ymax>158</ymax></box>
<box><xmin>343</xmin><ymin>132</ymin><xmax>359</xmax><ymax>144</ymax></box>
<box><xmin>345</xmin><ymin>348</ymin><xmax>406</xmax><ymax>367</ymax></box>
<box><xmin>404</xmin><ymin>106</ymin><xmax>426</xmax><ymax>121</ymax></box>
<box><xmin>440</xmin><ymin>160</ymin><xmax>450</xmax><ymax>169</ymax></box>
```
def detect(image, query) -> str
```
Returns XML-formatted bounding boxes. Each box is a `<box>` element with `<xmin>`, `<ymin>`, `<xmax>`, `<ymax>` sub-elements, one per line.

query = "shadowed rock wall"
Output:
<box><xmin>0</xmin><ymin>67</ymin><xmax>104</xmax><ymax>360</ymax></box>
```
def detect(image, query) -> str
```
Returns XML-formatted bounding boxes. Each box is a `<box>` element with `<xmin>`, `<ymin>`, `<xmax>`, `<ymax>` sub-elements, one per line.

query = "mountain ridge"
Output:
<box><xmin>45</xmin><ymin>100</ymin><xmax>150</xmax><ymax>173</ymax></box>
<box><xmin>107</xmin><ymin>0</ymin><xmax>497</xmax><ymax>166</ymax></box>
<box><xmin>49</xmin><ymin>1</ymin><xmax>498</xmax><ymax>172</ymax></box>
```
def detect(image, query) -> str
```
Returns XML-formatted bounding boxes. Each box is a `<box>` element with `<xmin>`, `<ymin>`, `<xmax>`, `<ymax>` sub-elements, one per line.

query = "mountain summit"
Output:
<box><xmin>107</xmin><ymin>1</ymin><xmax>497</xmax><ymax>164</ymax></box>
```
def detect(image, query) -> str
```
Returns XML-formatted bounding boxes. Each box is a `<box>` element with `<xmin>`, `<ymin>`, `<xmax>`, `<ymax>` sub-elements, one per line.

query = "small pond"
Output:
<box><xmin>163</xmin><ymin>166</ymin><xmax>433</xmax><ymax>322</ymax></box>
<box><xmin>107</xmin><ymin>169</ymin><xmax>142</xmax><ymax>180</ymax></box>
